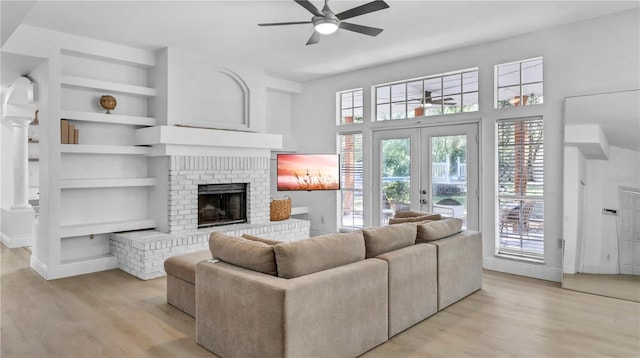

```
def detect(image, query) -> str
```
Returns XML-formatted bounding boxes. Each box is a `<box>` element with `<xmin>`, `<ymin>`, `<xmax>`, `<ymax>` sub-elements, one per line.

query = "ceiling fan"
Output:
<box><xmin>423</xmin><ymin>91</ymin><xmax>456</xmax><ymax>106</ymax></box>
<box><xmin>258</xmin><ymin>0</ymin><xmax>390</xmax><ymax>45</ymax></box>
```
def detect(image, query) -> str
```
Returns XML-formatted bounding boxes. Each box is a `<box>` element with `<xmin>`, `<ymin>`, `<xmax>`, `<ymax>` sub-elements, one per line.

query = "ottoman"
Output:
<box><xmin>164</xmin><ymin>250</ymin><xmax>212</xmax><ymax>317</ymax></box>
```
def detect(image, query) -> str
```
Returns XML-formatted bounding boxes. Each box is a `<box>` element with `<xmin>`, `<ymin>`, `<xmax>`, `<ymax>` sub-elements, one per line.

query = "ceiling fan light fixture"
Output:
<box><xmin>314</xmin><ymin>18</ymin><xmax>339</xmax><ymax>35</ymax></box>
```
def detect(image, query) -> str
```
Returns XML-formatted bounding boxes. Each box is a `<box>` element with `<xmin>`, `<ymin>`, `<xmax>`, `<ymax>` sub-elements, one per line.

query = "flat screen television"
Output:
<box><xmin>277</xmin><ymin>154</ymin><xmax>340</xmax><ymax>191</ymax></box>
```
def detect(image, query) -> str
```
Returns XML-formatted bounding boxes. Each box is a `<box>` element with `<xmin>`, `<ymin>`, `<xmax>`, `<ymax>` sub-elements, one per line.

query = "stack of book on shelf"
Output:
<box><xmin>60</xmin><ymin>120</ymin><xmax>79</xmax><ymax>144</ymax></box>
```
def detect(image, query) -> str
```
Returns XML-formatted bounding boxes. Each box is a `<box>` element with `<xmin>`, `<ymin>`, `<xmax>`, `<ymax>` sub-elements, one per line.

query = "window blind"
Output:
<box><xmin>339</xmin><ymin>133</ymin><xmax>363</xmax><ymax>228</ymax></box>
<box><xmin>497</xmin><ymin>118</ymin><xmax>544</xmax><ymax>259</ymax></box>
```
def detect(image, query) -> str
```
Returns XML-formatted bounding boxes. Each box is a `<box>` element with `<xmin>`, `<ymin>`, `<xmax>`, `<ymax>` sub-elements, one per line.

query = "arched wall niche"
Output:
<box><xmin>176</xmin><ymin>67</ymin><xmax>250</xmax><ymax>130</ymax></box>
<box><xmin>213</xmin><ymin>67</ymin><xmax>250</xmax><ymax>128</ymax></box>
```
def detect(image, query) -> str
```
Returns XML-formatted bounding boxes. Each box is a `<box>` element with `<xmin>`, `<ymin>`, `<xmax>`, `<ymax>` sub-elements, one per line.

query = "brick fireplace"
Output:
<box><xmin>198</xmin><ymin>183</ymin><xmax>247</xmax><ymax>228</ymax></box>
<box><xmin>167</xmin><ymin>155</ymin><xmax>271</xmax><ymax>233</ymax></box>
<box><xmin>110</xmin><ymin>127</ymin><xmax>311</xmax><ymax>280</ymax></box>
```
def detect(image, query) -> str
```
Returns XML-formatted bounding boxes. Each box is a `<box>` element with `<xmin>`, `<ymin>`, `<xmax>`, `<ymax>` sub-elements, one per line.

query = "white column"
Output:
<box><xmin>10</xmin><ymin>117</ymin><xmax>33</xmax><ymax>209</ymax></box>
<box><xmin>1</xmin><ymin>76</ymin><xmax>37</xmax><ymax>248</ymax></box>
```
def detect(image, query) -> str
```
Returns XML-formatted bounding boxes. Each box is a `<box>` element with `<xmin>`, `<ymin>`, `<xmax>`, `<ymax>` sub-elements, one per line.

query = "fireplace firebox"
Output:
<box><xmin>198</xmin><ymin>183</ymin><xmax>247</xmax><ymax>227</ymax></box>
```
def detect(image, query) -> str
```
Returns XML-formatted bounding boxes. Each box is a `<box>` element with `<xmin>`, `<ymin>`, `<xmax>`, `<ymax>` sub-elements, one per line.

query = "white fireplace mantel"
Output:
<box><xmin>135</xmin><ymin>125</ymin><xmax>282</xmax><ymax>156</ymax></box>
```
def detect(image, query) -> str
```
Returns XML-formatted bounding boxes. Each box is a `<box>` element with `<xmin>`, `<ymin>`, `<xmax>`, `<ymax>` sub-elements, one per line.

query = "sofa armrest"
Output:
<box><xmin>196</xmin><ymin>258</ymin><xmax>388</xmax><ymax>358</ymax></box>
<box><xmin>427</xmin><ymin>230</ymin><xmax>483</xmax><ymax>310</ymax></box>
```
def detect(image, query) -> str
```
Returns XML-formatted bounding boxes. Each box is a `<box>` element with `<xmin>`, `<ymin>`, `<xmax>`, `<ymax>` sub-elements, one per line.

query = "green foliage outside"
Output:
<box><xmin>383</xmin><ymin>181</ymin><xmax>410</xmax><ymax>206</ymax></box>
<box><xmin>381</xmin><ymin>135</ymin><xmax>471</xmax><ymax>207</ymax></box>
<box><xmin>382</xmin><ymin>139</ymin><xmax>410</xmax><ymax>206</ymax></box>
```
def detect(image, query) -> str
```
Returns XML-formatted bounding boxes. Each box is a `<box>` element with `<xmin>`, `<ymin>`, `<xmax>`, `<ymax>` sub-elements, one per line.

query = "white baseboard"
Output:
<box><xmin>484</xmin><ymin>256</ymin><xmax>562</xmax><ymax>282</ymax></box>
<box><xmin>30</xmin><ymin>254</ymin><xmax>118</xmax><ymax>280</ymax></box>
<box><xmin>30</xmin><ymin>255</ymin><xmax>49</xmax><ymax>279</ymax></box>
<box><xmin>1</xmin><ymin>232</ymin><xmax>32</xmax><ymax>248</ymax></box>
<box><xmin>1</xmin><ymin>208</ymin><xmax>35</xmax><ymax>248</ymax></box>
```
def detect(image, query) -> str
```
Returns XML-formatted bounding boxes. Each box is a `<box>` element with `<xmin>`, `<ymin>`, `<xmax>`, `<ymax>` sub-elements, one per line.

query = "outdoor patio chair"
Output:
<box><xmin>500</xmin><ymin>200</ymin><xmax>535</xmax><ymax>234</ymax></box>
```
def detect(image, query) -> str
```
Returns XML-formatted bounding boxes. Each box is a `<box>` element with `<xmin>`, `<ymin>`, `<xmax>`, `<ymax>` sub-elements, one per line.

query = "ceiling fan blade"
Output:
<box><xmin>431</xmin><ymin>100</ymin><xmax>457</xmax><ymax>105</ymax></box>
<box><xmin>306</xmin><ymin>31</ymin><xmax>321</xmax><ymax>45</ymax></box>
<box><xmin>428</xmin><ymin>97</ymin><xmax>454</xmax><ymax>101</ymax></box>
<box><xmin>425</xmin><ymin>92</ymin><xmax>454</xmax><ymax>102</ymax></box>
<box><xmin>339</xmin><ymin>22</ymin><xmax>383</xmax><ymax>36</ymax></box>
<box><xmin>258</xmin><ymin>21</ymin><xmax>312</xmax><ymax>26</ymax></box>
<box><xmin>336</xmin><ymin>0</ymin><xmax>390</xmax><ymax>20</ymax></box>
<box><xmin>294</xmin><ymin>0</ymin><xmax>323</xmax><ymax>17</ymax></box>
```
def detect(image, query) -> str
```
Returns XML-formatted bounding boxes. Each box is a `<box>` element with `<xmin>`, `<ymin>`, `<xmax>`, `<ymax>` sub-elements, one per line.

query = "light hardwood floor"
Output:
<box><xmin>2</xmin><ymin>244</ymin><xmax>639</xmax><ymax>357</ymax></box>
<box><xmin>563</xmin><ymin>273</ymin><xmax>640</xmax><ymax>302</ymax></box>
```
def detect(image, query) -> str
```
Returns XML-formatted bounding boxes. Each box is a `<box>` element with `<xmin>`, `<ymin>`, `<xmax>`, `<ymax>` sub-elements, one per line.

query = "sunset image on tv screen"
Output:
<box><xmin>277</xmin><ymin>154</ymin><xmax>340</xmax><ymax>191</ymax></box>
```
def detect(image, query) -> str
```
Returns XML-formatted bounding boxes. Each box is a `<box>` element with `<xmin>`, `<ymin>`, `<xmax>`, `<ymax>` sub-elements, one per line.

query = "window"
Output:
<box><xmin>497</xmin><ymin>117</ymin><xmax>544</xmax><ymax>260</ymax></box>
<box><xmin>496</xmin><ymin>57</ymin><xmax>543</xmax><ymax>108</ymax></box>
<box><xmin>374</xmin><ymin>69</ymin><xmax>478</xmax><ymax>121</ymax></box>
<box><xmin>339</xmin><ymin>133</ymin><xmax>363</xmax><ymax>228</ymax></box>
<box><xmin>338</xmin><ymin>89</ymin><xmax>364</xmax><ymax>124</ymax></box>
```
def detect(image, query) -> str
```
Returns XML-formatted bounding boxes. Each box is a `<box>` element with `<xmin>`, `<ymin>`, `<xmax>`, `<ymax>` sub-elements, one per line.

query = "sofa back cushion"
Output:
<box><xmin>388</xmin><ymin>214</ymin><xmax>441</xmax><ymax>225</ymax></box>
<box><xmin>241</xmin><ymin>233</ymin><xmax>283</xmax><ymax>246</ymax></box>
<box><xmin>416</xmin><ymin>218</ymin><xmax>463</xmax><ymax>243</ymax></box>
<box><xmin>209</xmin><ymin>232</ymin><xmax>278</xmax><ymax>276</ymax></box>
<box><xmin>274</xmin><ymin>231</ymin><xmax>365</xmax><ymax>279</ymax></box>
<box><xmin>394</xmin><ymin>210</ymin><xmax>439</xmax><ymax>219</ymax></box>
<box><xmin>362</xmin><ymin>223</ymin><xmax>417</xmax><ymax>258</ymax></box>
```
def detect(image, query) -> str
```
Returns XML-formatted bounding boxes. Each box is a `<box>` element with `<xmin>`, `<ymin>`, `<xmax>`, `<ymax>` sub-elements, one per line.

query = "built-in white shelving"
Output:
<box><xmin>291</xmin><ymin>206</ymin><xmax>309</xmax><ymax>215</ymax></box>
<box><xmin>28</xmin><ymin>141</ymin><xmax>39</xmax><ymax>160</ymax></box>
<box><xmin>60</xmin><ymin>144</ymin><xmax>151</xmax><ymax>155</ymax></box>
<box><xmin>40</xmin><ymin>44</ymin><xmax>160</xmax><ymax>280</ymax></box>
<box><xmin>61</xmin><ymin>75</ymin><xmax>157</xmax><ymax>97</ymax></box>
<box><xmin>61</xmin><ymin>219</ymin><xmax>157</xmax><ymax>238</ymax></box>
<box><xmin>60</xmin><ymin>178</ymin><xmax>156</xmax><ymax>189</ymax></box>
<box><xmin>61</xmin><ymin>110</ymin><xmax>157</xmax><ymax>126</ymax></box>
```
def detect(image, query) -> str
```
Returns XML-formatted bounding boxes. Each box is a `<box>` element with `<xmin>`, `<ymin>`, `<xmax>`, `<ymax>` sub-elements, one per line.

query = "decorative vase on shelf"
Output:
<box><xmin>99</xmin><ymin>95</ymin><xmax>117</xmax><ymax>114</ymax></box>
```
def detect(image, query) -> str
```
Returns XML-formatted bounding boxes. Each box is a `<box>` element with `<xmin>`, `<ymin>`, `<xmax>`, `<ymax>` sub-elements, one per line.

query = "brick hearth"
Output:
<box><xmin>111</xmin><ymin>154</ymin><xmax>310</xmax><ymax>280</ymax></box>
<box><xmin>111</xmin><ymin>219</ymin><xmax>310</xmax><ymax>280</ymax></box>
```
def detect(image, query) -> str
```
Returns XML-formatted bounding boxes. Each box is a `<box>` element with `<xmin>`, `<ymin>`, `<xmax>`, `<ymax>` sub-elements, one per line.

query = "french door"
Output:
<box><xmin>373</xmin><ymin>123</ymin><xmax>479</xmax><ymax>229</ymax></box>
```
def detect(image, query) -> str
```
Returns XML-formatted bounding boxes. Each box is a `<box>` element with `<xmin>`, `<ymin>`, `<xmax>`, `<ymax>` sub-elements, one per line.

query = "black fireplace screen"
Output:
<box><xmin>198</xmin><ymin>183</ymin><xmax>247</xmax><ymax>227</ymax></box>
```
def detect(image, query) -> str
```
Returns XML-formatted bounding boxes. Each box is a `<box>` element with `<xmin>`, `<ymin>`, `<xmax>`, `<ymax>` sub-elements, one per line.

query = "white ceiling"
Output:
<box><xmin>2</xmin><ymin>0</ymin><xmax>639</xmax><ymax>83</ymax></box>
<box><xmin>565</xmin><ymin>90</ymin><xmax>640</xmax><ymax>153</ymax></box>
<box><xmin>2</xmin><ymin>2</ymin><xmax>638</xmax><ymax>152</ymax></box>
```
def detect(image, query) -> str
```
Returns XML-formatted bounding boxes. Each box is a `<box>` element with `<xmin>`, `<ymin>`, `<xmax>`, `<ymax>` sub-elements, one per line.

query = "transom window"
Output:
<box><xmin>374</xmin><ymin>69</ymin><xmax>478</xmax><ymax>121</ymax></box>
<box><xmin>496</xmin><ymin>57</ymin><xmax>543</xmax><ymax>108</ymax></box>
<box><xmin>338</xmin><ymin>89</ymin><xmax>364</xmax><ymax>124</ymax></box>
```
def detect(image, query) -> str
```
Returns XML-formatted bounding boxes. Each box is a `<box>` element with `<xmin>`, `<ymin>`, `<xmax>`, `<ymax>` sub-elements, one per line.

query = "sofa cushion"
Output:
<box><xmin>388</xmin><ymin>214</ymin><xmax>441</xmax><ymax>224</ymax></box>
<box><xmin>393</xmin><ymin>210</ymin><xmax>439</xmax><ymax>219</ymax></box>
<box><xmin>362</xmin><ymin>223</ymin><xmax>417</xmax><ymax>258</ymax></box>
<box><xmin>416</xmin><ymin>218</ymin><xmax>463</xmax><ymax>243</ymax></box>
<box><xmin>241</xmin><ymin>233</ymin><xmax>283</xmax><ymax>246</ymax></box>
<box><xmin>164</xmin><ymin>249</ymin><xmax>211</xmax><ymax>284</ymax></box>
<box><xmin>209</xmin><ymin>232</ymin><xmax>278</xmax><ymax>276</ymax></box>
<box><xmin>274</xmin><ymin>231</ymin><xmax>365</xmax><ymax>279</ymax></box>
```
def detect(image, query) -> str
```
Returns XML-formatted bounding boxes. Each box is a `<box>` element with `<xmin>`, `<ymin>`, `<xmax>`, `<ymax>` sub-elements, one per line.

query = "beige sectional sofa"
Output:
<box><xmin>193</xmin><ymin>214</ymin><xmax>482</xmax><ymax>358</ymax></box>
